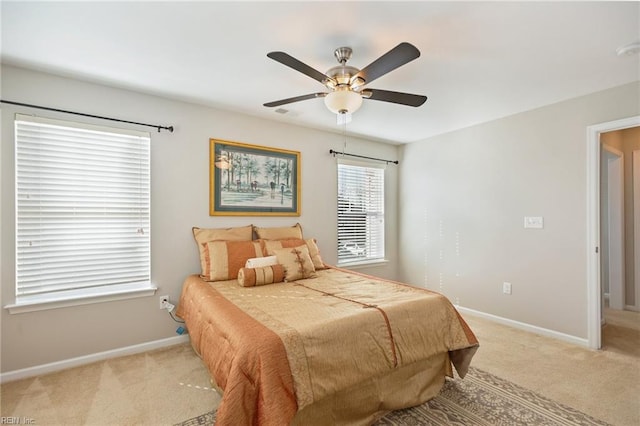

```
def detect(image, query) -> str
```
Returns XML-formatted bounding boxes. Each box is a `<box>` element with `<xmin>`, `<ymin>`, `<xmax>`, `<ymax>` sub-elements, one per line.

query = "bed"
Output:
<box><xmin>176</xmin><ymin>224</ymin><xmax>479</xmax><ymax>425</ymax></box>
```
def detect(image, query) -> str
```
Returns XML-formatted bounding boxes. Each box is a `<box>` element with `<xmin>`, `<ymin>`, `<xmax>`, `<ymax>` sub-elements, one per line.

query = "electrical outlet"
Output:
<box><xmin>503</xmin><ymin>282</ymin><xmax>512</xmax><ymax>295</ymax></box>
<box><xmin>159</xmin><ymin>295</ymin><xmax>169</xmax><ymax>309</ymax></box>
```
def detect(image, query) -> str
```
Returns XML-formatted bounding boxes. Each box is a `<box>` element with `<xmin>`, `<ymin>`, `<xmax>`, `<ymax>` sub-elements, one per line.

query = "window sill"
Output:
<box><xmin>337</xmin><ymin>259</ymin><xmax>389</xmax><ymax>270</ymax></box>
<box><xmin>5</xmin><ymin>282</ymin><xmax>157</xmax><ymax>314</ymax></box>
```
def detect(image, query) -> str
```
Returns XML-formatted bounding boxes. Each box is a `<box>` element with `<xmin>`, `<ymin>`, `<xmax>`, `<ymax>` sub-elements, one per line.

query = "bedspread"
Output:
<box><xmin>176</xmin><ymin>267</ymin><xmax>478</xmax><ymax>426</ymax></box>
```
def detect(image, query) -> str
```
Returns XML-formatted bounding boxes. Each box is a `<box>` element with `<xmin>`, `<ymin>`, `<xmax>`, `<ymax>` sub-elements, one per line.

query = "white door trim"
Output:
<box><xmin>602</xmin><ymin>146</ymin><xmax>625</xmax><ymax>310</ymax></box>
<box><xmin>586</xmin><ymin>115</ymin><xmax>640</xmax><ymax>350</ymax></box>
<box><xmin>634</xmin><ymin>150</ymin><xmax>640</xmax><ymax>310</ymax></box>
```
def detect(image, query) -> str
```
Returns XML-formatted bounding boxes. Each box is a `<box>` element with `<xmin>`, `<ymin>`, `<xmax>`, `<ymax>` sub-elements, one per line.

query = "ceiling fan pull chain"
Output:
<box><xmin>343</xmin><ymin>115</ymin><xmax>348</xmax><ymax>153</ymax></box>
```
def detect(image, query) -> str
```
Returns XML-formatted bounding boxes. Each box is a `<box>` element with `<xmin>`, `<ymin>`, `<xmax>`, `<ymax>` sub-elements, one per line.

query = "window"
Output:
<box><xmin>12</xmin><ymin>114</ymin><xmax>153</xmax><ymax>312</ymax></box>
<box><xmin>337</xmin><ymin>160</ymin><xmax>385</xmax><ymax>264</ymax></box>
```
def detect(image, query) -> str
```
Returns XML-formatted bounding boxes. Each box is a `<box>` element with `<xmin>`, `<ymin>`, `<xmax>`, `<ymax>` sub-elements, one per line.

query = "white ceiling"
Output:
<box><xmin>2</xmin><ymin>1</ymin><xmax>638</xmax><ymax>144</ymax></box>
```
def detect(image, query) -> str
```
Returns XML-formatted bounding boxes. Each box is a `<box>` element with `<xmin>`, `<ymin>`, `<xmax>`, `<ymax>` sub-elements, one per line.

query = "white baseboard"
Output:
<box><xmin>1</xmin><ymin>307</ymin><xmax>599</xmax><ymax>383</ymax></box>
<box><xmin>0</xmin><ymin>334</ymin><xmax>190</xmax><ymax>384</ymax></box>
<box><xmin>456</xmin><ymin>306</ymin><xmax>590</xmax><ymax>348</ymax></box>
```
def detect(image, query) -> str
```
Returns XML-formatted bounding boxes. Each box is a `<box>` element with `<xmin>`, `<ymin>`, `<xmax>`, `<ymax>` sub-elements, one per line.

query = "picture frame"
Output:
<box><xmin>210</xmin><ymin>139</ymin><xmax>301</xmax><ymax>216</ymax></box>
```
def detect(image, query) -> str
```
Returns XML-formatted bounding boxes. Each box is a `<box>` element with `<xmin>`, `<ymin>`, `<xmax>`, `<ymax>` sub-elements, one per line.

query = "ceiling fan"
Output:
<box><xmin>263</xmin><ymin>42</ymin><xmax>427</xmax><ymax>119</ymax></box>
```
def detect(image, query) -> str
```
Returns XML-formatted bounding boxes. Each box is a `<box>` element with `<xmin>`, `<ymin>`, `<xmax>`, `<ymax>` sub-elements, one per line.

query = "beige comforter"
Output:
<box><xmin>177</xmin><ymin>266</ymin><xmax>478</xmax><ymax>425</ymax></box>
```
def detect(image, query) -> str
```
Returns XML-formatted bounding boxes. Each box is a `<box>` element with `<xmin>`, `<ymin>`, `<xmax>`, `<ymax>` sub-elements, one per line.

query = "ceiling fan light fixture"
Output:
<box><xmin>323</xmin><ymin>78</ymin><xmax>337</xmax><ymax>89</ymax></box>
<box><xmin>350</xmin><ymin>76</ymin><xmax>366</xmax><ymax>90</ymax></box>
<box><xmin>324</xmin><ymin>90</ymin><xmax>363</xmax><ymax>115</ymax></box>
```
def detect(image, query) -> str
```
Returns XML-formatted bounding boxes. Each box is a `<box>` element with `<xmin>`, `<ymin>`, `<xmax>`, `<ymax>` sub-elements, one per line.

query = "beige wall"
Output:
<box><xmin>601</xmin><ymin>126</ymin><xmax>640</xmax><ymax>307</ymax></box>
<box><xmin>2</xmin><ymin>63</ymin><xmax>637</xmax><ymax>373</ymax></box>
<box><xmin>398</xmin><ymin>81</ymin><xmax>640</xmax><ymax>339</ymax></box>
<box><xmin>0</xmin><ymin>65</ymin><xmax>400</xmax><ymax>373</ymax></box>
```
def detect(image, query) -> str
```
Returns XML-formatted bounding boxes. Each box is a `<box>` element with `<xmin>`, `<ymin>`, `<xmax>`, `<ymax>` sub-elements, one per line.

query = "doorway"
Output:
<box><xmin>586</xmin><ymin>116</ymin><xmax>640</xmax><ymax>349</ymax></box>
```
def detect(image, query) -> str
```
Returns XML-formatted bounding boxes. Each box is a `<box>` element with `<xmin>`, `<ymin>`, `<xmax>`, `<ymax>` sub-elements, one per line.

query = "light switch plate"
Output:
<box><xmin>524</xmin><ymin>216</ymin><xmax>543</xmax><ymax>229</ymax></box>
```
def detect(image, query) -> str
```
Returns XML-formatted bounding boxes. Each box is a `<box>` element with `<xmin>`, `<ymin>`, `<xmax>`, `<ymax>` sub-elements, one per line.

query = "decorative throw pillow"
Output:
<box><xmin>263</xmin><ymin>238</ymin><xmax>326</xmax><ymax>270</ymax></box>
<box><xmin>193</xmin><ymin>225</ymin><xmax>253</xmax><ymax>276</ymax></box>
<box><xmin>253</xmin><ymin>223</ymin><xmax>303</xmax><ymax>240</ymax></box>
<box><xmin>272</xmin><ymin>245</ymin><xmax>317</xmax><ymax>282</ymax></box>
<box><xmin>201</xmin><ymin>240</ymin><xmax>263</xmax><ymax>281</ymax></box>
<box><xmin>237</xmin><ymin>264</ymin><xmax>286</xmax><ymax>287</ymax></box>
<box><xmin>245</xmin><ymin>255</ymin><xmax>278</xmax><ymax>268</ymax></box>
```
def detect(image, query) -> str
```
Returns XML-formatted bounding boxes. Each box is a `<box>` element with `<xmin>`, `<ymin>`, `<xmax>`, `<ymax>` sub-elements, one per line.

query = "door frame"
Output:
<box><xmin>586</xmin><ymin>115</ymin><xmax>640</xmax><ymax>349</ymax></box>
<box><xmin>634</xmin><ymin>150</ymin><xmax>640</xmax><ymax>310</ymax></box>
<box><xmin>601</xmin><ymin>145</ymin><xmax>625</xmax><ymax>310</ymax></box>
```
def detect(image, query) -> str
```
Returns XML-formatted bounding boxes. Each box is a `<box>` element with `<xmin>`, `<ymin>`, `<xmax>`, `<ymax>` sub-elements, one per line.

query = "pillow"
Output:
<box><xmin>193</xmin><ymin>225</ymin><xmax>253</xmax><ymax>276</ymax></box>
<box><xmin>272</xmin><ymin>245</ymin><xmax>317</xmax><ymax>282</ymax></box>
<box><xmin>254</xmin><ymin>223</ymin><xmax>303</xmax><ymax>240</ymax></box>
<box><xmin>245</xmin><ymin>255</ymin><xmax>278</xmax><ymax>268</ymax></box>
<box><xmin>237</xmin><ymin>264</ymin><xmax>285</xmax><ymax>287</ymax></box>
<box><xmin>263</xmin><ymin>238</ymin><xmax>326</xmax><ymax>270</ymax></box>
<box><xmin>201</xmin><ymin>240</ymin><xmax>264</xmax><ymax>281</ymax></box>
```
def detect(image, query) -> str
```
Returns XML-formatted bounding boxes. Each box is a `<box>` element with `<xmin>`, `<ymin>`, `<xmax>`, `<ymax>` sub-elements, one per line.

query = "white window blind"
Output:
<box><xmin>337</xmin><ymin>160</ymin><xmax>385</xmax><ymax>264</ymax></box>
<box><xmin>15</xmin><ymin>114</ymin><xmax>151</xmax><ymax>307</ymax></box>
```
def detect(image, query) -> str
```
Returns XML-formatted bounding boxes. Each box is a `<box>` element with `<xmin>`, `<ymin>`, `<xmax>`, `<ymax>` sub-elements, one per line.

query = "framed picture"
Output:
<box><xmin>210</xmin><ymin>139</ymin><xmax>301</xmax><ymax>216</ymax></box>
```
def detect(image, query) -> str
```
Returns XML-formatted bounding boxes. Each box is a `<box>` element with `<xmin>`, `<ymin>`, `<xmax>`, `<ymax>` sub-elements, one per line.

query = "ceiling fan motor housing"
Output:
<box><xmin>326</xmin><ymin>65</ymin><xmax>360</xmax><ymax>87</ymax></box>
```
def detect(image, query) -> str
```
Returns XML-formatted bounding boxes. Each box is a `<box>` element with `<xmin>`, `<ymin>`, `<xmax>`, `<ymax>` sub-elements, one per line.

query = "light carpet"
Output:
<box><xmin>3</xmin><ymin>313</ymin><xmax>636</xmax><ymax>425</ymax></box>
<box><xmin>176</xmin><ymin>367</ymin><xmax>610</xmax><ymax>426</ymax></box>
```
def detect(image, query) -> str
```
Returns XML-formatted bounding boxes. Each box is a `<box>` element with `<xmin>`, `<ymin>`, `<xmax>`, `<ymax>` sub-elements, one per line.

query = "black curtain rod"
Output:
<box><xmin>329</xmin><ymin>149</ymin><xmax>399</xmax><ymax>165</ymax></box>
<box><xmin>1</xmin><ymin>99</ymin><xmax>174</xmax><ymax>133</ymax></box>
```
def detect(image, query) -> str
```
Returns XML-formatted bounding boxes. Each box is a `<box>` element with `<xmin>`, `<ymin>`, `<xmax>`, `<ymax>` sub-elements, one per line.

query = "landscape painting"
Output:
<box><xmin>210</xmin><ymin>139</ymin><xmax>300</xmax><ymax>216</ymax></box>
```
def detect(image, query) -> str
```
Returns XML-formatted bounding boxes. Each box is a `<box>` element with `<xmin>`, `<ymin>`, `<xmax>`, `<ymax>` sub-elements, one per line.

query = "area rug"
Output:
<box><xmin>175</xmin><ymin>367</ymin><xmax>610</xmax><ymax>426</ymax></box>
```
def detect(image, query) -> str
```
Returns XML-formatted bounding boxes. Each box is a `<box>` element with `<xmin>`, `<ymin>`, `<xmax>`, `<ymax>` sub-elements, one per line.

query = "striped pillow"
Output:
<box><xmin>201</xmin><ymin>240</ymin><xmax>264</xmax><ymax>281</ymax></box>
<box><xmin>193</xmin><ymin>225</ymin><xmax>253</xmax><ymax>277</ymax></box>
<box><xmin>237</xmin><ymin>265</ymin><xmax>286</xmax><ymax>287</ymax></box>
